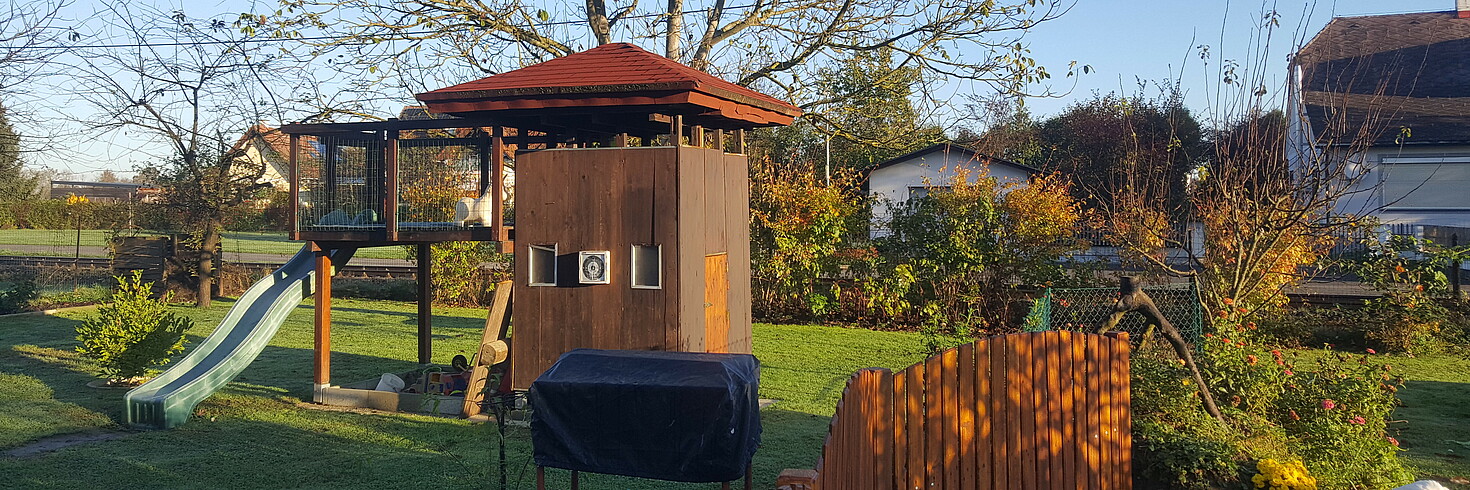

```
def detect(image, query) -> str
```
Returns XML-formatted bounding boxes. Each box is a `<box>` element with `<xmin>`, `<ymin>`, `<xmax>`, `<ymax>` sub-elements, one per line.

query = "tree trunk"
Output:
<box><xmin>665</xmin><ymin>0</ymin><xmax>683</xmax><ymax>59</ymax></box>
<box><xmin>585</xmin><ymin>0</ymin><xmax>610</xmax><ymax>45</ymax></box>
<box><xmin>196</xmin><ymin>223</ymin><xmax>219</xmax><ymax>308</ymax></box>
<box><xmin>1101</xmin><ymin>276</ymin><xmax>1227</xmax><ymax>424</ymax></box>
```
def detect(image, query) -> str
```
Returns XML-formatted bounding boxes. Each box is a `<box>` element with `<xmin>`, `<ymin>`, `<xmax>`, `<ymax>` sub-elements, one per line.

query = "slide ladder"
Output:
<box><xmin>125</xmin><ymin>245</ymin><xmax>353</xmax><ymax>429</ymax></box>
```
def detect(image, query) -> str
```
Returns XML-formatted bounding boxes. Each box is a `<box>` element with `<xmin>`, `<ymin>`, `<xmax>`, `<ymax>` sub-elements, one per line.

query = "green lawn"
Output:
<box><xmin>0</xmin><ymin>229</ymin><xmax>405</xmax><ymax>260</ymax></box>
<box><xmin>0</xmin><ymin>299</ymin><xmax>928</xmax><ymax>489</ymax></box>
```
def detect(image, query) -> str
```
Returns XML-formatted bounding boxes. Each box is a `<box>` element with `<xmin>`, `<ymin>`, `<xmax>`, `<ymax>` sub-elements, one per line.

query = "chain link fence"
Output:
<box><xmin>1024</xmin><ymin>283</ymin><xmax>1203</xmax><ymax>352</ymax></box>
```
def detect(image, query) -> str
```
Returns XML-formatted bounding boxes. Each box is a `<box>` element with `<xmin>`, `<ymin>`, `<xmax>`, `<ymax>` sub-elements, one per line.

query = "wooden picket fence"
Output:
<box><xmin>776</xmin><ymin>331</ymin><xmax>1132</xmax><ymax>490</ymax></box>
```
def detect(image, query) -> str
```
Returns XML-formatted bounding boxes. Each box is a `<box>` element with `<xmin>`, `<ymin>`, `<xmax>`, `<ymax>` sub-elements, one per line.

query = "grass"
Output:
<box><xmin>0</xmin><ymin>298</ymin><xmax>928</xmax><ymax>489</ymax></box>
<box><xmin>1</xmin><ymin>296</ymin><xmax>1465</xmax><ymax>487</ymax></box>
<box><xmin>1350</xmin><ymin>352</ymin><xmax>1470</xmax><ymax>485</ymax></box>
<box><xmin>0</xmin><ymin>229</ymin><xmax>405</xmax><ymax>260</ymax></box>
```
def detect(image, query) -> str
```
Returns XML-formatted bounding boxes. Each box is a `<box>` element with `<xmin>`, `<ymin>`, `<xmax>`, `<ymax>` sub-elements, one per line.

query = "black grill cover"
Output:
<box><xmin>528</xmin><ymin>349</ymin><xmax>761</xmax><ymax>482</ymax></box>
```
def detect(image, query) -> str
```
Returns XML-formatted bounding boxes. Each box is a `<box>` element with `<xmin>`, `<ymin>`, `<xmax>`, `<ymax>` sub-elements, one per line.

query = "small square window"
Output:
<box><xmin>528</xmin><ymin>244</ymin><xmax>557</xmax><ymax>286</ymax></box>
<box><xmin>631</xmin><ymin>244</ymin><xmax>662</xmax><ymax>289</ymax></box>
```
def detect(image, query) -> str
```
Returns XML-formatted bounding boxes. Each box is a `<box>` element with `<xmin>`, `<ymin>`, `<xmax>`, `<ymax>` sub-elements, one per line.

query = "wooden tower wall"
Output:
<box><xmin>511</xmin><ymin>146</ymin><xmax>751</xmax><ymax>389</ymax></box>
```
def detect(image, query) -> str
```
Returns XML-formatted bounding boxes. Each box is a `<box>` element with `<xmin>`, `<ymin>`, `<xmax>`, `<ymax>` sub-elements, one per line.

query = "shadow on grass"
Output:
<box><xmin>1395</xmin><ymin>380</ymin><xmax>1470</xmax><ymax>482</ymax></box>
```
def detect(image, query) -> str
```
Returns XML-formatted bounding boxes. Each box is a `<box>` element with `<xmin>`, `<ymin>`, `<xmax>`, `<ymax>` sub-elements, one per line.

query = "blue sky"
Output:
<box><xmin>18</xmin><ymin>0</ymin><xmax>1462</xmax><ymax>178</ymax></box>
<box><xmin>1018</xmin><ymin>0</ymin><xmax>1451</xmax><ymax>120</ymax></box>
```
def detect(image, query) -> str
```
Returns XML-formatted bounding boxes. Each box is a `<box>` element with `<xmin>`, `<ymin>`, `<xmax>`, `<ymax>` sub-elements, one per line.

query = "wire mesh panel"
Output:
<box><xmin>298</xmin><ymin>136</ymin><xmax>386</xmax><ymax>231</ymax></box>
<box><xmin>397</xmin><ymin>138</ymin><xmax>485</xmax><ymax>230</ymax></box>
<box><xmin>1025</xmin><ymin>284</ymin><xmax>1203</xmax><ymax>347</ymax></box>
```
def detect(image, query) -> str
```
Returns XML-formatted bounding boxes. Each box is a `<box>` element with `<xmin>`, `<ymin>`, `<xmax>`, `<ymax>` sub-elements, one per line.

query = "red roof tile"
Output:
<box><xmin>415</xmin><ymin>43</ymin><xmax>800</xmax><ymax>123</ymax></box>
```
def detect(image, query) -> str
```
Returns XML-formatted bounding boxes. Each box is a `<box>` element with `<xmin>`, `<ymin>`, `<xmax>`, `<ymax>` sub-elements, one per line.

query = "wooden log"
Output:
<box><xmin>313</xmin><ymin>245</ymin><xmax>332</xmax><ymax>402</ymax></box>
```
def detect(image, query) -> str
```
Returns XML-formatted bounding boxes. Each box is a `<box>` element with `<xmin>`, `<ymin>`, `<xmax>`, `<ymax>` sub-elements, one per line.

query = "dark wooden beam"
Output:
<box><xmin>385</xmin><ymin>132</ymin><xmax>400</xmax><ymax>242</ymax></box>
<box><xmin>492</xmin><ymin>127</ymin><xmax>506</xmax><ymax>244</ymax></box>
<box><xmin>288</xmin><ymin>134</ymin><xmax>300</xmax><ymax>239</ymax></box>
<box><xmin>417</xmin><ymin>244</ymin><xmax>433</xmax><ymax>364</ymax></box>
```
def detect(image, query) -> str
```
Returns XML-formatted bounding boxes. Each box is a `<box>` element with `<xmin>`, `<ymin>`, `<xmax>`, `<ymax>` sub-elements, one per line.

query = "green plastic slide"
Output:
<box><xmin>125</xmin><ymin>244</ymin><xmax>354</xmax><ymax>429</ymax></box>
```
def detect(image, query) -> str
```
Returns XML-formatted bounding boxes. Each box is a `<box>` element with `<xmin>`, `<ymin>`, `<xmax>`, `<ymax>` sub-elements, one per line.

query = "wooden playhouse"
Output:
<box><xmin>280</xmin><ymin>43</ymin><xmax>800</xmax><ymax>408</ymax></box>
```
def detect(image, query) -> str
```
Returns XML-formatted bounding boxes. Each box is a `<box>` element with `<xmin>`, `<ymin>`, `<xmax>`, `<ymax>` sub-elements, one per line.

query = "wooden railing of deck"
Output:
<box><xmin>776</xmin><ymin>331</ymin><xmax>1132</xmax><ymax>490</ymax></box>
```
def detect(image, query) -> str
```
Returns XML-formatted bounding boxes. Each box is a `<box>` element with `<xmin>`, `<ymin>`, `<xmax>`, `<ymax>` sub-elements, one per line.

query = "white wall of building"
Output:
<box><xmin>868</xmin><ymin>149</ymin><xmax>1034</xmax><ymax>238</ymax></box>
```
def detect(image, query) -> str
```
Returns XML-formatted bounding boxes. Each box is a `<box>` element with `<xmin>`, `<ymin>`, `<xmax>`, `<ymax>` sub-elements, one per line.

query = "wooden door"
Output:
<box><xmin>704</xmin><ymin>253</ymin><xmax>730</xmax><ymax>353</ymax></box>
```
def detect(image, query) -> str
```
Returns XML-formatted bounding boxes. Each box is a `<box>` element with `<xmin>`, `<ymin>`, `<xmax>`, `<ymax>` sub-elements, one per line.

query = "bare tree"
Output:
<box><xmin>0</xmin><ymin>1</ymin><xmax>68</xmax><ymax>94</ymax></box>
<box><xmin>61</xmin><ymin>2</ymin><xmax>312</xmax><ymax>307</ymax></box>
<box><xmin>252</xmin><ymin>0</ymin><xmax>1082</xmax><ymax>124</ymax></box>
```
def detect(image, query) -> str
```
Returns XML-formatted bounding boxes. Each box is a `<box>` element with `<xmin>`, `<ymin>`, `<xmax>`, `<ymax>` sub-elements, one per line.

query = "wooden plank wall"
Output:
<box><xmin>511</xmin><ymin>147</ymin><xmax>680</xmax><ymax>389</ymax></box>
<box><xmin>775</xmin><ymin>331</ymin><xmax>1132</xmax><ymax>490</ymax></box>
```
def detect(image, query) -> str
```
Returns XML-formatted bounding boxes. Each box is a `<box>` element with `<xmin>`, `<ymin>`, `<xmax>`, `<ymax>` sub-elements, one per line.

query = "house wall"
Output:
<box><xmin>868</xmin><ymin>151</ymin><xmax>1033</xmax><ymax>238</ymax></box>
<box><xmin>1331</xmin><ymin>145</ymin><xmax>1470</xmax><ymax>227</ymax></box>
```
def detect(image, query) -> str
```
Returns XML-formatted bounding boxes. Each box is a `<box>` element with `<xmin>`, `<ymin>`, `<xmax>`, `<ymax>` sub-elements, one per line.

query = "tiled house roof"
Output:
<box><xmin>1296</xmin><ymin>10</ymin><xmax>1470</xmax><ymax>145</ymax></box>
<box><xmin>416</xmin><ymin>43</ymin><xmax>800</xmax><ymax>128</ymax></box>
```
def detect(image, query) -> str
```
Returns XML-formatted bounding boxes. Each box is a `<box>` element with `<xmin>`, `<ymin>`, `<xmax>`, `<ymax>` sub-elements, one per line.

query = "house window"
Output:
<box><xmin>1380</xmin><ymin>156</ymin><xmax>1470</xmax><ymax>210</ymax></box>
<box><xmin>907</xmin><ymin>185</ymin><xmax>949</xmax><ymax>203</ymax></box>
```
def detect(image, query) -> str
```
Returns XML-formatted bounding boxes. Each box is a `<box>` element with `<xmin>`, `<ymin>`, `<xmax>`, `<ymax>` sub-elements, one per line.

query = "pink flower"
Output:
<box><xmin>1387</xmin><ymin>436</ymin><xmax>1399</xmax><ymax>447</ymax></box>
<box><xmin>1367</xmin><ymin>348</ymin><xmax>1377</xmax><ymax>354</ymax></box>
<box><xmin>1350</xmin><ymin>416</ymin><xmax>1366</xmax><ymax>425</ymax></box>
<box><xmin>1321</xmin><ymin>399</ymin><xmax>1336</xmax><ymax>410</ymax></box>
<box><xmin>1284</xmin><ymin>370</ymin><xmax>1294</xmax><ymax>376</ymax></box>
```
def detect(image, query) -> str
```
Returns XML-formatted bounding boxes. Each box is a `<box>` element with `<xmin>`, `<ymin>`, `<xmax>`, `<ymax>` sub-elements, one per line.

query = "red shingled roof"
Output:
<box><xmin>415</xmin><ymin>43</ymin><xmax>800</xmax><ymax>128</ymax></box>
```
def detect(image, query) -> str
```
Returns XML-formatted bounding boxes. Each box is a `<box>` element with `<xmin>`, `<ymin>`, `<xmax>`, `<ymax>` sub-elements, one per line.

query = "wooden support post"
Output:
<box><xmin>692</xmin><ymin>125</ymin><xmax>705</xmax><ymax>148</ymax></box>
<box><xmin>613</xmin><ymin>132</ymin><xmax>628</xmax><ymax>147</ymax></box>
<box><xmin>735</xmin><ymin>129</ymin><xmax>746</xmax><ymax>154</ymax></box>
<box><xmin>385</xmin><ymin>131</ymin><xmax>400</xmax><ymax>242</ymax></box>
<box><xmin>313</xmin><ymin>244</ymin><xmax>332</xmax><ymax>402</ymax></box>
<box><xmin>417</xmin><ymin>244</ymin><xmax>432</xmax><ymax>364</ymax></box>
<box><xmin>491</xmin><ymin>127</ymin><xmax>506</xmax><ymax>243</ymax></box>
<box><xmin>288</xmin><ymin>134</ymin><xmax>300</xmax><ymax>239</ymax></box>
<box><xmin>715</xmin><ymin>129</ymin><xmax>725</xmax><ymax>152</ymax></box>
<box><xmin>671</xmin><ymin>115</ymin><xmax>683</xmax><ymax>146</ymax></box>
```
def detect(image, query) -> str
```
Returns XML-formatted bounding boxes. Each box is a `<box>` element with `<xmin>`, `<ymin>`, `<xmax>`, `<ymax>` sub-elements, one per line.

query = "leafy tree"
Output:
<box><xmin>750</xmin><ymin>47</ymin><xmax>944</xmax><ymax>176</ymax></box>
<box><xmin>253</xmin><ymin>0</ymin><xmax>1079</xmax><ymax>124</ymax></box>
<box><xmin>1037</xmin><ymin>94</ymin><xmax>1206</xmax><ymax>215</ymax></box>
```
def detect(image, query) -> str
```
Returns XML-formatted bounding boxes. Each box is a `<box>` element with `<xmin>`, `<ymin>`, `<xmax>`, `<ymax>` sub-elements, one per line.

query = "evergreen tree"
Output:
<box><xmin>0</xmin><ymin>101</ymin><xmax>35</xmax><ymax>200</ymax></box>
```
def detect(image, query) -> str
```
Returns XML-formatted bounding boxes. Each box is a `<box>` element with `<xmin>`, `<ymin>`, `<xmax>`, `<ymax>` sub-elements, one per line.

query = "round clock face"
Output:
<box><xmin>582</xmin><ymin>255</ymin><xmax>606</xmax><ymax>280</ymax></box>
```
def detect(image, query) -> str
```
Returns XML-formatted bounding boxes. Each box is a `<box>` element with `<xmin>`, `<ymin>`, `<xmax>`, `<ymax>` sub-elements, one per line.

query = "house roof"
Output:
<box><xmin>414</xmin><ymin>43</ymin><xmax>800</xmax><ymax>130</ymax></box>
<box><xmin>1296</xmin><ymin>10</ymin><xmax>1470</xmax><ymax>146</ymax></box>
<box><xmin>233</xmin><ymin>124</ymin><xmax>319</xmax><ymax>162</ymax></box>
<box><xmin>871</xmin><ymin>143</ymin><xmax>1038</xmax><ymax>174</ymax></box>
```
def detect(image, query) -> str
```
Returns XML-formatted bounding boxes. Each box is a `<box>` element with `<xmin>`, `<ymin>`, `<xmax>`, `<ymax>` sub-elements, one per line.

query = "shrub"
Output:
<box><xmin>1132</xmin><ymin>316</ymin><xmax>1413</xmax><ymax>489</ymax></box>
<box><xmin>405</xmin><ymin>241</ymin><xmax>510</xmax><ymax>306</ymax></box>
<box><xmin>75</xmin><ymin>270</ymin><xmax>193</xmax><ymax>382</ymax></box>
<box><xmin>0</xmin><ymin>273</ymin><xmax>38</xmax><ymax>314</ymax></box>
<box><xmin>749</xmin><ymin>158</ymin><xmax>862</xmax><ymax>321</ymax></box>
<box><xmin>877</xmin><ymin>170</ymin><xmax>1087</xmax><ymax>340</ymax></box>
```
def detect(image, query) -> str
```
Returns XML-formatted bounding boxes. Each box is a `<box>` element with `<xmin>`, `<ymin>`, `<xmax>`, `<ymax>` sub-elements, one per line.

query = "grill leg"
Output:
<box><xmin>536</xmin><ymin>466</ymin><xmax>544</xmax><ymax>490</ymax></box>
<box><xmin>571</xmin><ymin>470</ymin><xmax>579</xmax><ymax>490</ymax></box>
<box><xmin>745</xmin><ymin>464</ymin><xmax>753</xmax><ymax>490</ymax></box>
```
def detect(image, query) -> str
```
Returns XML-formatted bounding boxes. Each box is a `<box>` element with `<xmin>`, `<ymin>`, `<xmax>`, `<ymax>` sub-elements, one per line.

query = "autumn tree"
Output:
<box><xmin>253</xmin><ymin>0</ymin><xmax>1079</xmax><ymax>124</ymax></box>
<box><xmin>62</xmin><ymin>3</ymin><xmax>310</xmax><ymax>307</ymax></box>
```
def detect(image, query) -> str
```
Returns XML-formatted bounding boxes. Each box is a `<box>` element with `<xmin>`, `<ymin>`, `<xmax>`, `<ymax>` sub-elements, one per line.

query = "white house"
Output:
<box><xmin>867</xmin><ymin>143</ymin><xmax>1038</xmax><ymax>238</ymax></box>
<box><xmin>1289</xmin><ymin>6</ymin><xmax>1470</xmax><ymax>228</ymax></box>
